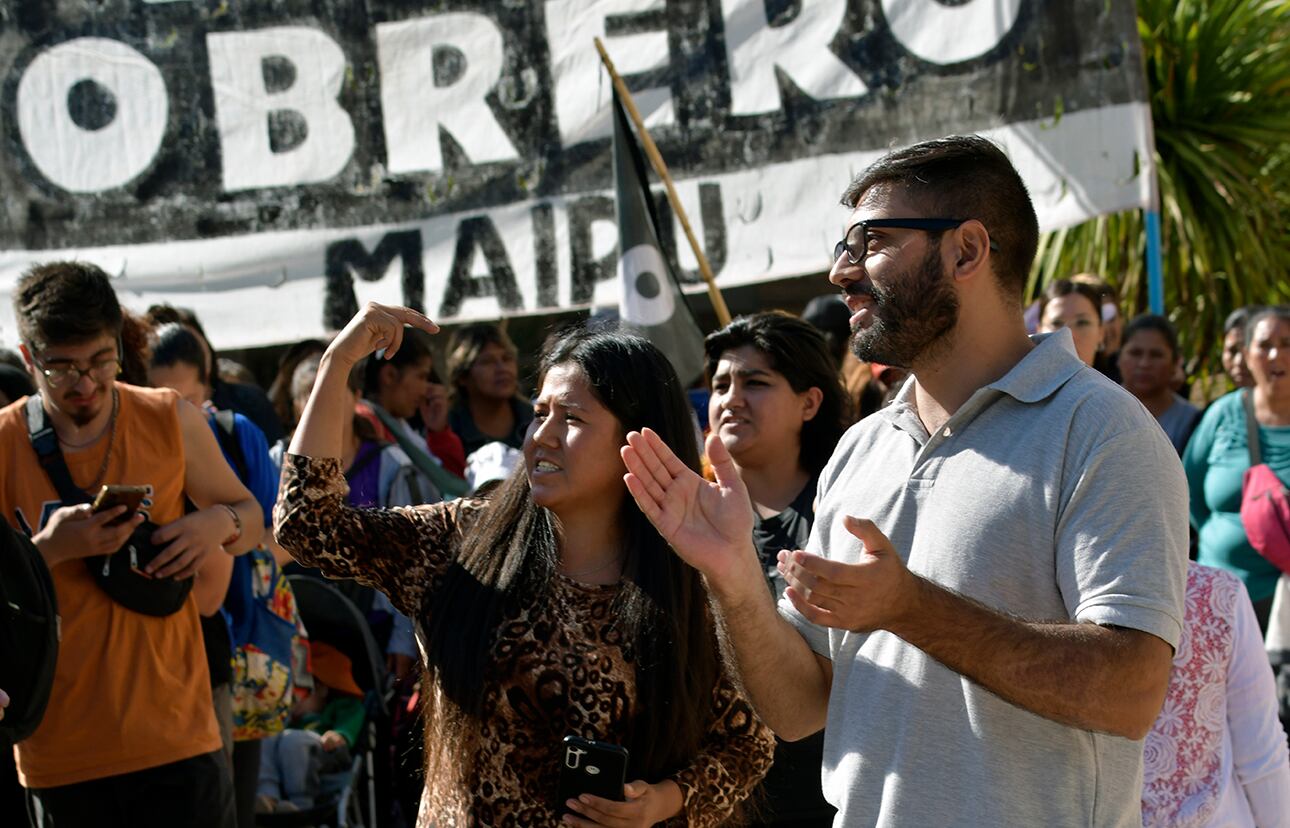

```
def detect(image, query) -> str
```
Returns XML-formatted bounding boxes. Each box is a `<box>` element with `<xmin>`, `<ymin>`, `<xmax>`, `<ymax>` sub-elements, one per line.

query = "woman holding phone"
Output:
<box><xmin>274</xmin><ymin>303</ymin><xmax>773</xmax><ymax>827</ymax></box>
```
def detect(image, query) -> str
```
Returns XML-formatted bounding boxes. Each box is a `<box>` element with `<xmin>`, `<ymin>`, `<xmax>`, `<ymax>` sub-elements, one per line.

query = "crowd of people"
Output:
<box><xmin>1</xmin><ymin>134</ymin><xmax>1288</xmax><ymax>828</ymax></box>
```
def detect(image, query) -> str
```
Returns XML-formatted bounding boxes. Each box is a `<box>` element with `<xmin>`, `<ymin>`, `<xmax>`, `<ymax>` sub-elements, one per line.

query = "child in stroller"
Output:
<box><xmin>256</xmin><ymin>641</ymin><xmax>366</xmax><ymax>814</ymax></box>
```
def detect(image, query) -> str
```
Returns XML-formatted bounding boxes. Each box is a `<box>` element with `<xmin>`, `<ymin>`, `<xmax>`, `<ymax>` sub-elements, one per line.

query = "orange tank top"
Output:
<box><xmin>0</xmin><ymin>384</ymin><xmax>220</xmax><ymax>788</ymax></box>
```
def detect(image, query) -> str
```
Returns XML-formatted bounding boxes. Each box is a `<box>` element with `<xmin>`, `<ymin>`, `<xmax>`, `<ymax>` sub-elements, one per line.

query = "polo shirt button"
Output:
<box><xmin>943</xmin><ymin>427</ymin><xmax>952</xmax><ymax>437</ymax></box>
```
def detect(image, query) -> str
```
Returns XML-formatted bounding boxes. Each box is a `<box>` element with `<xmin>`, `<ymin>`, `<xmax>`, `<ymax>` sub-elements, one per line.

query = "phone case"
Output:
<box><xmin>556</xmin><ymin>736</ymin><xmax>629</xmax><ymax>811</ymax></box>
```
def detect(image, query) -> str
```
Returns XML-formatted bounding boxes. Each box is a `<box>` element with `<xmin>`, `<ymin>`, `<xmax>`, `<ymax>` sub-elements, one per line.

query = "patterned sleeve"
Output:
<box><xmin>273</xmin><ymin>453</ymin><xmax>478</xmax><ymax>619</ymax></box>
<box><xmin>667</xmin><ymin>669</ymin><xmax>776</xmax><ymax>827</ymax></box>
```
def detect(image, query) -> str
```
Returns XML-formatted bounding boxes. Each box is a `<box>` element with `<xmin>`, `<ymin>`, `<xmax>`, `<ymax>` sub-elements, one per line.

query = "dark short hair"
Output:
<box><xmin>1122</xmin><ymin>314</ymin><xmax>1180</xmax><ymax>360</ymax></box>
<box><xmin>15</xmin><ymin>261</ymin><xmax>123</xmax><ymax>348</ymax></box>
<box><xmin>1245</xmin><ymin>305</ymin><xmax>1290</xmax><ymax>348</ymax></box>
<box><xmin>704</xmin><ymin>311</ymin><xmax>850</xmax><ymax>475</ymax></box>
<box><xmin>842</xmin><ymin>135</ymin><xmax>1039</xmax><ymax>301</ymax></box>
<box><xmin>1041</xmin><ymin>279</ymin><xmax>1103</xmax><ymax>322</ymax></box>
<box><xmin>150</xmin><ymin>323</ymin><xmax>208</xmax><ymax>384</ymax></box>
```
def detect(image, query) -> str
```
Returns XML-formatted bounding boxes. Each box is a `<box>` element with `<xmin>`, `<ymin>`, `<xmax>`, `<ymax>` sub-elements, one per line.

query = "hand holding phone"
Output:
<box><xmin>557</xmin><ymin>736</ymin><xmax>629</xmax><ymax>814</ymax></box>
<box><xmin>91</xmin><ymin>485</ymin><xmax>149</xmax><ymax>527</ymax></box>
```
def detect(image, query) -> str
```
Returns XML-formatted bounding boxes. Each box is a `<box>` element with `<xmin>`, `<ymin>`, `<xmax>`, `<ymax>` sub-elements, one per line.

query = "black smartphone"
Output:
<box><xmin>556</xmin><ymin>736</ymin><xmax>629</xmax><ymax>813</ymax></box>
<box><xmin>91</xmin><ymin>484</ymin><xmax>148</xmax><ymax>527</ymax></box>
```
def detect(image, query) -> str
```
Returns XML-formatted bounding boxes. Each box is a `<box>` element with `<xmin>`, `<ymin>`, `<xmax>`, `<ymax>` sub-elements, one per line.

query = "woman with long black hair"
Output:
<box><xmin>274</xmin><ymin>302</ymin><xmax>773</xmax><ymax>827</ymax></box>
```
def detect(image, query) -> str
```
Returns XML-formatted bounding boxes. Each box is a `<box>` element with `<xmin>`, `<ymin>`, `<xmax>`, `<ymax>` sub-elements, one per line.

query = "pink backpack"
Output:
<box><xmin>1240</xmin><ymin>391</ymin><xmax>1290</xmax><ymax>574</ymax></box>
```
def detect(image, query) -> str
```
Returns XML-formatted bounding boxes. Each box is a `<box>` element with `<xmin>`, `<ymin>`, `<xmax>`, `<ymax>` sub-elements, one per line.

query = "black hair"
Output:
<box><xmin>801</xmin><ymin>295</ymin><xmax>852</xmax><ymax>368</ymax></box>
<box><xmin>362</xmin><ymin>327</ymin><xmax>432</xmax><ymax>397</ymax></box>
<box><xmin>15</xmin><ymin>261</ymin><xmax>123</xmax><ymax>349</ymax></box>
<box><xmin>1122</xmin><ymin>314</ymin><xmax>1180</xmax><ymax>360</ymax></box>
<box><xmin>421</xmin><ymin>325</ymin><xmax>717</xmax><ymax>791</ymax></box>
<box><xmin>145</xmin><ymin>304</ymin><xmax>219</xmax><ymax>384</ymax></box>
<box><xmin>1245</xmin><ymin>305</ymin><xmax>1290</xmax><ymax>348</ymax></box>
<box><xmin>704</xmin><ymin>311</ymin><xmax>851</xmax><ymax>475</ymax></box>
<box><xmin>150</xmin><ymin>323</ymin><xmax>209</xmax><ymax>384</ymax></box>
<box><xmin>842</xmin><ymin>135</ymin><xmax>1039</xmax><ymax>302</ymax></box>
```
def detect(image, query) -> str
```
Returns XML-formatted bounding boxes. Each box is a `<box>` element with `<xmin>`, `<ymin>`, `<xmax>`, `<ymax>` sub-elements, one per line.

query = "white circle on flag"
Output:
<box><xmin>618</xmin><ymin>244</ymin><xmax>674</xmax><ymax>327</ymax></box>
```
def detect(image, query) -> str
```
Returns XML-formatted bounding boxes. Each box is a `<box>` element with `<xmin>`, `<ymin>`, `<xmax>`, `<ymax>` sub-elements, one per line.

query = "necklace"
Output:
<box><xmin>83</xmin><ymin>388</ymin><xmax>120</xmax><ymax>491</ymax></box>
<box><xmin>560</xmin><ymin>553</ymin><xmax>625</xmax><ymax>579</ymax></box>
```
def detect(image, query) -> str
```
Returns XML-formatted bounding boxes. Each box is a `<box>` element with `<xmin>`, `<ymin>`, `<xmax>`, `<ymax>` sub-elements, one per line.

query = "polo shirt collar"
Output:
<box><xmin>985</xmin><ymin>329</ymin><xmax>1085</xmax><ymax>404</ymax></box>
<box><xmin>878</xmin><ymin>328</ymin><xmax>1086</xmax><ymax>434</ymax></box>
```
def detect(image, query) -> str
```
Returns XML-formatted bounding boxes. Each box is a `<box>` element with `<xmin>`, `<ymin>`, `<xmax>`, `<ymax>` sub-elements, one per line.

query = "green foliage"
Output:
<box><xmin>1030</xmin><ymin>0</ymin><xmax>1290</xmax><ymax>376</ymax></box>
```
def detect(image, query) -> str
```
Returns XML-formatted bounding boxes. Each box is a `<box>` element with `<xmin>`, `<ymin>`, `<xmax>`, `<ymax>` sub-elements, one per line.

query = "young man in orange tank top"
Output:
<box><xmin>1</xmin><ymin>262</ymin><xmax>264</xmax><ymax>828</ymax></box>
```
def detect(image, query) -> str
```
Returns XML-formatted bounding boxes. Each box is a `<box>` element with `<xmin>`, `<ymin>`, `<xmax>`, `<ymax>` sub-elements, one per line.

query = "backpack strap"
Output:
<box><xmin>212</xmin><ymin>409</ymin><xmax>249</xmax><ymax>483</ymax></box>
<box><xmin>23</xmin><ymin>394</ymin><xmax>90</xmax><ymax>506</ymax></box>
<box><xmin>1243</xmin><ymin>390</ymin><xmax>1264</xmax><ymax>467</ymax></box>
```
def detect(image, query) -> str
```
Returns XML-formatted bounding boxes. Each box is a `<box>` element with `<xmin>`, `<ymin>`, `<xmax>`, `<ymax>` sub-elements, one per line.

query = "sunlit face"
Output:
<box><xmin>380</xmin><ymin>356</ymin><xmax>432</xmax><ymax>420</ymax></box>
<box><xmin>1222</xmin><ymin>327</ymin><xmax>1253</xmax><ymax>388</ymax></box>
<box><xmin>524</xmin><ymin>363</ymin><xmax>625</xmax><ymax>517</ymax></box>
<box><xmin>708</xmin><ymin>346</ymin><xmax>819</xmax><ymax>468</ymax></box>
<box><xmin>1247</xmin><ymin>316</ymin><xmax>1290</xmax><ymax>396</ymax></box>
<box><xmin>1119</xmin><ymin>329</ymin><xmax>1177</xmax><ymax>401</ymax></box>
<box><xmin>148</xmin><ymin>361</ymin><xmax>208</xmax><ymax>408</ymax></box>
<box><xmin>23</xmin><ymin>333</ymin><xmax>120</xmax><ymax>427</ymax></box>
<box><xmin>828</xmin><ymin>188</ymin><xmax>960</xmax><ymax>370</ymax></box>
<box><xmin>1039</xmin><ymin>294</ymin><xmax>1101</xmax><ymax>366</ymax></box>
<box><xmin>465</xmin><ymin>342</ymin><xmax>519</xmax><ymax>403</ymax></box>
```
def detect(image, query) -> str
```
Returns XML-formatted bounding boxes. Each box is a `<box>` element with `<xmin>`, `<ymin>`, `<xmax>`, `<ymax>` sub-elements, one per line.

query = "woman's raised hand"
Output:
<box><xmin>621</xmin><ymin>429</ymin><xmax>757</xmax><ymax>585</ymax></box>
<box><xmin>327</xmin><ymin>301</ymin><xmax>440</xmax><ymax>367</ymax></box>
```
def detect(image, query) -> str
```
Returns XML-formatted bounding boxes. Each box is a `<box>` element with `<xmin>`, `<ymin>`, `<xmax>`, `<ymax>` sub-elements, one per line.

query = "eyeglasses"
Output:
<box><xmin>29</xmin><ymin>350</ymin><xmax>121</xmax><ymax>389</ymax></box>
<box><xmin>833</xmin><ymin>218</ymin><xmax>998</xmax><ymax>265</ymax></box>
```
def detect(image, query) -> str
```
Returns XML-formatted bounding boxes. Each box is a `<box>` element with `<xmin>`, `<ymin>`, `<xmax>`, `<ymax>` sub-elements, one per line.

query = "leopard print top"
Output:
<box><xmin>274</xmin><ymin>454</ymin><xmax>774</xmax><ymax>827</ymax></box>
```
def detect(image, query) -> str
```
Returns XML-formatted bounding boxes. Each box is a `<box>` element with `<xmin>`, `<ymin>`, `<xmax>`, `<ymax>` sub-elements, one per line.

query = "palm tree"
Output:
<box><xmin>1030</xmin><ymin>0</ymin><xmax>1290</xmax><ymax>380</ymax></box>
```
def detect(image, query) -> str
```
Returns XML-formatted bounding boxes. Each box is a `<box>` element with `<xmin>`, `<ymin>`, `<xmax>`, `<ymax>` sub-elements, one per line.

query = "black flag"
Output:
<box><xmin>611</xmin><ymin>92</ymin><xmax>706</xmax><ymax>385</ymax></box>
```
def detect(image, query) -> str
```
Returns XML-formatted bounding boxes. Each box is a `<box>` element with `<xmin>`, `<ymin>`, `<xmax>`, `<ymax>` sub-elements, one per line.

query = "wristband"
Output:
<box><xmin>219</xmin><ymin>503</ymin><xmax>243</xmax><ymax>547</ymax></box>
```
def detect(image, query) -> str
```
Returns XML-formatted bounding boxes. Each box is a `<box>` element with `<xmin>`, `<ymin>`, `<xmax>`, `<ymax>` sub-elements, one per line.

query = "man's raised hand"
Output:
<box><xmin>621</xmin><ymin>428</ymin><xmax>757</xmax><ymax>586</ymax></box>
<box><xmin>327</xmin><ymin>302</ymin><xmax>440</xmax><ymax>368</ymax></box>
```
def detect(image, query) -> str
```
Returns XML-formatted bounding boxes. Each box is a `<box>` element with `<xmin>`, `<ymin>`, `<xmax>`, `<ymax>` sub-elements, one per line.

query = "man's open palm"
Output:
<box><xmin>621</xmin><ymin>429</ymin><xmax>755</xmax><ymax>582</ymax></box>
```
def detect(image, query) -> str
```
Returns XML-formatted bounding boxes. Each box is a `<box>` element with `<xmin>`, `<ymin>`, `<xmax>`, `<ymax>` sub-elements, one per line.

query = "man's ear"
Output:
<box><xmin>17</xmin><ymin>342</ymin><xmax>36</xmax><ymax>377</ymax></box>
<box><xmin>952</xmin><ymin>219</ymin><xmax>991</xmax><ymax>283</ymax></box>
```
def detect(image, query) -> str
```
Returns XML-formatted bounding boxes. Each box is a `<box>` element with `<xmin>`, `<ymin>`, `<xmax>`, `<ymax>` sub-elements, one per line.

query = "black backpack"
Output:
<box><xmin>0</xmin><ymin>521</ymin><xmax>59</xmax><ymax>743</ymax></box>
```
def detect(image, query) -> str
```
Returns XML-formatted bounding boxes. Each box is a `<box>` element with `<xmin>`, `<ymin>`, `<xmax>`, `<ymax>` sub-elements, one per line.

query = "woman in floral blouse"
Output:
<box><xmin>275</xmin><ymin>302</ymin><xmax>773</xmax><ymax>827</ymax></box>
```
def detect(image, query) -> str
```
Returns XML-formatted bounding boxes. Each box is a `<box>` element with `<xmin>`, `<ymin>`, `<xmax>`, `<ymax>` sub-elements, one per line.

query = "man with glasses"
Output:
<box><xmin>621</xmin><ymin>136</ymin><xmax>1187</xmax><ymax>825</ymax></box>
<box><xmin>0</xmin><ymin>261</ymin><xmax>264</xmax><ymax>828</ymax></box>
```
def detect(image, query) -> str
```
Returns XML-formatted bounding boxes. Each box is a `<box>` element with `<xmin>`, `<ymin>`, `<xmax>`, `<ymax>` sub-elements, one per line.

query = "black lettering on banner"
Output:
<box><xmin>568</xmin><ymin>195</ymin><xmax>616</xmax><ymax>306</ymax></box>
<box><xmin>323</xmin><ymin>230</ymin><xmax>425</xmax><ymax>330</ymax></box>
<box><xmin>438</xmin><ymin>215</ymin><xmax>523</xmax><ymax>318</ymax></box>
<box><xmin>531</xmin><ymin>202</ymin><xmax>558</xmax><ymax>309</ymax></box>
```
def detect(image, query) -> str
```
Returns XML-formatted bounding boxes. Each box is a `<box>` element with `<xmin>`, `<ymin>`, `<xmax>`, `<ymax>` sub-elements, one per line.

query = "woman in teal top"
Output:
<box><xmin>1183</xmin><ymin>305</ymin><xmax>1290</xmax><ymax>630</ymax></box>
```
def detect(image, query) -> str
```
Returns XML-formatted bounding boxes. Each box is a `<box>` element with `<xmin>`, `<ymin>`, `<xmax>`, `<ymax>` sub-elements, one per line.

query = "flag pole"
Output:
<box><xmin>594</xmin><ymin>37</ymin><xmax>732</xmax><ymax>328</ymax></box>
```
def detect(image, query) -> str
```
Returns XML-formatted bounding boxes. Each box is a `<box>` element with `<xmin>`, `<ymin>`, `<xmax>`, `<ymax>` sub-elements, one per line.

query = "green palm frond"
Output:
<box><xmin>1031</xmin><ymin>0</ymin><xmax>1290</xmax><ymax>380</ymax></box>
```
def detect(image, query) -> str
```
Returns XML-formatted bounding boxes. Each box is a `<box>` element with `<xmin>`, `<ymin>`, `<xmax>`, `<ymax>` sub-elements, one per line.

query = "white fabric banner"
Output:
<box><xmin>0</xmin><ymin>0</ymin><xmax>1153</xmax><ymax>349</ymax></box>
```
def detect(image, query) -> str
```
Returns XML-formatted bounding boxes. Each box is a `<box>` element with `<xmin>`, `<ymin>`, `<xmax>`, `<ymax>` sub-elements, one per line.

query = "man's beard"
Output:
<box><xmin>848</xmin><ymin>245</ymin><xmax>959</xmax><ymax>369</ymax></box>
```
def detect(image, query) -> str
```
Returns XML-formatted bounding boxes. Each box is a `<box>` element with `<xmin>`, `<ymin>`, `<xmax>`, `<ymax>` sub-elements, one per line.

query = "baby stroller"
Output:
<box><xmin>256</xmin><ymin>575</ymin><xmax>389</xmax><ymax>828</ymax></box>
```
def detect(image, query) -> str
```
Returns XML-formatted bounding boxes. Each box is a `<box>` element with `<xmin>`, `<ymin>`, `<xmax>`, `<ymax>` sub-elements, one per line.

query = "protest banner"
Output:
<box><xmin>0</xmin><ymin>0</ymin><xmax>1153</xmax><ymax>348</ymax></box>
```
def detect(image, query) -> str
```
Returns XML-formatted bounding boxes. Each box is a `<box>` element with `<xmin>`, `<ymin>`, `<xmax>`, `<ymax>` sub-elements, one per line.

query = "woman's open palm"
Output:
<box><xmin>622</xmin><ymin>429</ymin><xmax>755</xmax><ymax>581</ymax></box>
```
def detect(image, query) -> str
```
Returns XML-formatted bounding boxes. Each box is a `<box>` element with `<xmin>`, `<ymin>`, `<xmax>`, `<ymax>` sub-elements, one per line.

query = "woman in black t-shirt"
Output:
<box><xmin>704</xmin><ymin>311</ymin><xmax>851</xmax><ymax>826</ymax></box>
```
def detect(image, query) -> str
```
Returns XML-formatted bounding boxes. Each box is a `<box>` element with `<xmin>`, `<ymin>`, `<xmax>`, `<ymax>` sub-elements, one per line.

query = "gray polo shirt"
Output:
<box><xmin>780</xmin><ymin>330</ymin><xmax>1188</xmax><ymax>827</ymax></box>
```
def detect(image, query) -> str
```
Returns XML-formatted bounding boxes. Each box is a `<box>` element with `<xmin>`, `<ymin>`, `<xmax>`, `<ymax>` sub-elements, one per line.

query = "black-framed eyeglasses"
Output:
<box><xmin>833</xmin><ymin>218</ymin><xmax>999</xmax><ymax>265</ymax></box>
<box><xmin>28</xmin><ymin>346</ymin><xmax>122</xmax><ymax>389</ymax></box>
